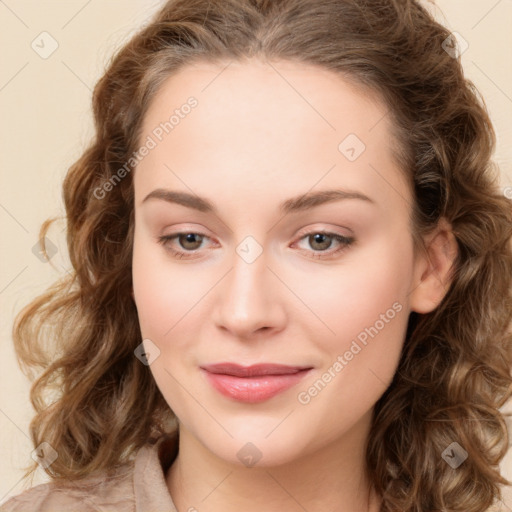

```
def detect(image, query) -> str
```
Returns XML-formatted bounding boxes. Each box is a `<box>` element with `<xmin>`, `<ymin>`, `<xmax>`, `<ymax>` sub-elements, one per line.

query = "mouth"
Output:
<box><xmin>200</xmin><ymin>363</ymin><xmax>313</xmax><ymax>403</ymax></box>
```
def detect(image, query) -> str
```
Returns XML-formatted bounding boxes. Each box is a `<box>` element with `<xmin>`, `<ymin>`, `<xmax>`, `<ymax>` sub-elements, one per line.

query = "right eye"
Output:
<box><xmin>157</xmin><ymin>232</ymin><xmax>212</xmax><ymax>259</ymax></box>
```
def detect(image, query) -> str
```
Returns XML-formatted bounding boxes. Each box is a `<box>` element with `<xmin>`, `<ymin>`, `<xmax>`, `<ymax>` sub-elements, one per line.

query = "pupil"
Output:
<box><xmin>311</xmin><ymin>233</ymin><xmax>330</xmax><ymax>250</ymax></box>
<box><xmin>182</xmin><ymin>233</ymin><xmax>201</xmax><ymax>249</ymax></box>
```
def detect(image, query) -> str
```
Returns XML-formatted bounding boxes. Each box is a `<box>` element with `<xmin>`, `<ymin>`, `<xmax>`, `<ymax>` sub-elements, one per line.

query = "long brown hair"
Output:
<box><xmin>13</xmin><ymin>1</ymin><xmax>512</xmax><ymax>510</ymax></box>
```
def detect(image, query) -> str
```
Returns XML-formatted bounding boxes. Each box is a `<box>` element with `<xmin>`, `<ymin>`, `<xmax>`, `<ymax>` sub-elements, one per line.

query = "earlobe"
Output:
<box><xmin>409</xmin><ymin>218</ymin><xmax>459</xmax><ymax>314</ymax></box>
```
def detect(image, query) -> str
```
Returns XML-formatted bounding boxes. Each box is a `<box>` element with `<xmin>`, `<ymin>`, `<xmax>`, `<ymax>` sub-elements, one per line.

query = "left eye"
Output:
<box><xmin>293</xmin><ymin>231</ymin><xmax>354</xmax><ymax>258</ymax></box>
<box><xmin>298</xmin><ymin>232</ymin><xmax>345</xmax><ymax>251</ymax></box>
<box><xmin>157</xmin><ymin>230</ymin><xmax>354</xmax><ymax>259</ymax></box>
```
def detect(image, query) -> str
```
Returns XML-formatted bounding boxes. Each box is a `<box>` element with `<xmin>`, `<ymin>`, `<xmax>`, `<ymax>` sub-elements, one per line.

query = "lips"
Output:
<box><xmin>200</xmin><ymin>363</ymin><xmax>312</xmax><ymax>403</ymax></box>
<box><xmin>201</xmin><ymin>363</ymin><xmax>311</xmax><ymax>377</ymax></box>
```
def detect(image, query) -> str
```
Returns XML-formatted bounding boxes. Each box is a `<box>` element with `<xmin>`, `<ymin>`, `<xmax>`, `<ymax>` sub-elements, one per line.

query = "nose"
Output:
<box><xmin>212</xmin><ymin>246</ymin><xmax>287</xmax><ymax>340</ymax></box>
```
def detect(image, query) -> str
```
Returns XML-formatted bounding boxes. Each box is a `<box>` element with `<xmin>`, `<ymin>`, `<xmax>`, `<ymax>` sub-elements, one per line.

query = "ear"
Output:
<box><xmin>409</xmin><ymin>217</ymin><xmax>459</xmax><ymax>314</ymax></box>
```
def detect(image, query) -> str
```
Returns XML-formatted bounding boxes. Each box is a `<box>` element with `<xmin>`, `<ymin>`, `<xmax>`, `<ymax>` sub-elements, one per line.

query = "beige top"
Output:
<box><xmin>0</xmin><ymin>433</ymin><xmax>179</xmax><ymax>512</ymax></box>
<box><xmin>2</xmin><ymin>434</ymin><xmax>507</xmax><ymax>511</ymax></box>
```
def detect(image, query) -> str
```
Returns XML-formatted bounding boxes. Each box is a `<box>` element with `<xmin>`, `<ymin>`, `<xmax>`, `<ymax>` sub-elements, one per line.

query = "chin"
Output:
<box><xmin>191</xmin><ymin>424</ymin><xmax>313</xmax><ymax>468</ymax></box>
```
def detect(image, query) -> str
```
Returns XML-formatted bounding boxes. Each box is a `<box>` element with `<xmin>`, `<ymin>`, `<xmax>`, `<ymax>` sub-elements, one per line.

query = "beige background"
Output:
<box><xmin>1</xmin><ymin>0</ymin><xmax>511</xmax><ymax>507</ymax></box>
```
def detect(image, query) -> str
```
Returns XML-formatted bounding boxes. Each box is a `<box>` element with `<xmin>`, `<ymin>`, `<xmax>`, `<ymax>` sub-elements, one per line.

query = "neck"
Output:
<box><xmin>166</xmin><ymin>410</ymin><xmax>382</xmax><ymax>512</ymax></box>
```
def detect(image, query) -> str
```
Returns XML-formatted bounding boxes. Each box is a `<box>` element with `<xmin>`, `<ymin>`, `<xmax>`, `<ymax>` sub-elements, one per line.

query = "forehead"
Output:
<box><xmin>134</xmin><ymin>59</ymin><xmax>410</xmax><ymax>213</ymax></box>
<box><xmin>140</xmin><ymin>58</ymin><xmax>389</xmax><ymax>146</ymax></box>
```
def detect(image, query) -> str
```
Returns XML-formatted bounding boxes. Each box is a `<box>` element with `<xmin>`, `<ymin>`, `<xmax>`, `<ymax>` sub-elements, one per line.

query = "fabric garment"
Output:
<box><xmin>0</xmin><ymin>432</ymin><xmax>179</xmax><ymax>512</ymax></box>
<box><xmin>3</xmin><ymin>433</ymin><xmax>508</xmax><ymax>511</ymax></box>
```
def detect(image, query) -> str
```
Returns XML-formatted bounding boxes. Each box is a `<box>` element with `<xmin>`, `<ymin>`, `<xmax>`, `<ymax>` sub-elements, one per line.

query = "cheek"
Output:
<box><xmin>312</xmin><ymin>238</ymin><xmax>413</xmax><ymax>402</ymax></box>
<box><xmin>293</xmin><ymin>237</ymin><xmax>413</xmax><ymax>410</ymax></box>
<box><xmin>132</xmin><ymin>231</ymin><xmax>181</xmax><ymax>338</ymax></box>
<box><xmin>132</xmin><ymin>231</ymin><xmax>218</xmax><ymax>341</ymax></box>
<box><xmin>294</xmin><ymin>235</ymin><xmax>414</xmax><ymax>342</ymax></box>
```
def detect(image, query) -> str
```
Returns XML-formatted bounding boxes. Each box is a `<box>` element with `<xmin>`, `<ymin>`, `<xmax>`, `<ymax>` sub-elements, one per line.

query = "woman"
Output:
<box><xmin>2</xmin><ymin>0</ymin><xmax>512</xmax><ymax>510</ymax></box>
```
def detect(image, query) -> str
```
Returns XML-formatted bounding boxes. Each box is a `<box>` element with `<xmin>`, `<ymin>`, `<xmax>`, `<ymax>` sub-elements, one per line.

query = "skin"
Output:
<box><xmin>132</xmin><ymin>58</ymin><xmax>458</xmax><ymax>512</ymax></box>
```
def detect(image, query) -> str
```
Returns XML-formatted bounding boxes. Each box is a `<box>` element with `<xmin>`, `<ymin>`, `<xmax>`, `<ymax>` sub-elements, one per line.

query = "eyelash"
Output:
<box><xmin>157</xmin><ymin>230</ymin><xmax>355</xmax><ymax>260</ymax></box>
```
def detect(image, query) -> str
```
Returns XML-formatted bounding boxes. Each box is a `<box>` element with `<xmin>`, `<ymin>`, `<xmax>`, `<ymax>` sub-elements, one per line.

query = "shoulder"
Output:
<box><xmin>0</xmin><ymin>433</ymin><xmax>179</xmax><ymax>512</ymax></box>
<box><xmin>0</xmin><ymin>464</ymin><xmax>134</xmax><ymax>512</ymax></box>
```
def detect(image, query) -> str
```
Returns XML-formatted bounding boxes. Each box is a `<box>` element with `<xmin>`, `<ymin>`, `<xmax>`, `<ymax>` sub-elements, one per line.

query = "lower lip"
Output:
<box><xmin>201</xmin><ymin>369</ymin><xmax>311</xmax><ymax>403</ymax></box>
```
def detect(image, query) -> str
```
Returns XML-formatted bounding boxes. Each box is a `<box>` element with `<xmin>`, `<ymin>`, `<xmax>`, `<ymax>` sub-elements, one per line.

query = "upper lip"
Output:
<box><xmin>201</xmin><ymin>363</ymin><xmax>312</xmax><ymax>377</ymax></box>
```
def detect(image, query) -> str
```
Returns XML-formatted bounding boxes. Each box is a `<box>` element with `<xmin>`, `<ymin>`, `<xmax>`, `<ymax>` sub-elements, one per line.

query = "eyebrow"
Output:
<box><xmin>142</xmin><ymin>188</ymin><xmax>375</xmax><ymax>214</ymax></box>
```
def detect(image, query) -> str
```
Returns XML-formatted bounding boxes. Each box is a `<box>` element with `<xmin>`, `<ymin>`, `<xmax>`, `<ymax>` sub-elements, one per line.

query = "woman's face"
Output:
<box><xmin>132</xmin><ymin>59</ymin><xmax>423</xmax><ymax>466</ymax></box>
